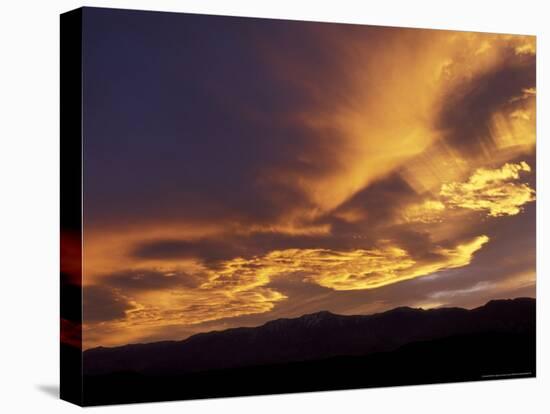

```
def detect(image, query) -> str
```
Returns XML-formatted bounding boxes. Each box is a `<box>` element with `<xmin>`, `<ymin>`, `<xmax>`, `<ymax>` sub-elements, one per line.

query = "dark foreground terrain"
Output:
<box><xmin>82</xmin><ymin>298</ymin><xmax>535</xmax><ymax>405</ymax></box>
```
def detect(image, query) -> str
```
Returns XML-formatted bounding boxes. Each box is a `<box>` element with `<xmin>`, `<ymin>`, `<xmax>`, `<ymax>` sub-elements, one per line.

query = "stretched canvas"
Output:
<box><xmin>60</xmin><ymin>7</ymin><xmax>537</xmax><ymax>406</ymax></box>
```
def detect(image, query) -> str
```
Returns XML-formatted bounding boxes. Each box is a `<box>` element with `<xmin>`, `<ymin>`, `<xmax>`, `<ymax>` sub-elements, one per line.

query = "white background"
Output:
<box><xmin>0</xmin><ymin>0</ymin><xmax>548</xmax><ymax>412</ymax></box>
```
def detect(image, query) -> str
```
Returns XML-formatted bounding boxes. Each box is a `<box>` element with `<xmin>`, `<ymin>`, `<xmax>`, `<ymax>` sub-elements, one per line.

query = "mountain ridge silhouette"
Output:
<box><xmin>84</xmin><ymin>297</ymin><xmax>535</xmax><ymax>376</ymax></box>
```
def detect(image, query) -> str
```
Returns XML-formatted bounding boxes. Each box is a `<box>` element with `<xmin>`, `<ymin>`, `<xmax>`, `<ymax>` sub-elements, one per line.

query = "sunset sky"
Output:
<box><xmin>80</xmin><ymin>8</ymin><xmax>536</xmax><ymax>349</ymax></box>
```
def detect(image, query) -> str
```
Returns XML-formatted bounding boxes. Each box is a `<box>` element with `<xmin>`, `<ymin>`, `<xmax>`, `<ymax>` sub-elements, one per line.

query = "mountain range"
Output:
<box><xmin>84</xmin><ymin>297</ymin><xmax>535</xmax><ymax>379</ymax></box>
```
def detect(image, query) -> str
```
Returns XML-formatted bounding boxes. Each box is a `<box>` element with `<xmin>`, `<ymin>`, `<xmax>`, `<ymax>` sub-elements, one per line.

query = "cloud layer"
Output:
<box><xmin>81</xmin><ymin>10</ymin><xmax>536</xmax><ymax>348</ymax></box>
<box><xmin>440</xmin><ymin>162</ymin><xmax>535</xmax><ymax>216</ymax></box>
<box><xmin>403</xmin><ymin>162</ymin><xmax>535</xmax><ymax>223</ymax></box>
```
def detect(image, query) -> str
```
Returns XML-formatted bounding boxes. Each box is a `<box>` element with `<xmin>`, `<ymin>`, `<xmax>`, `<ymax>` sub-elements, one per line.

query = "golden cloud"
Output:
<box><xmin>403</xmin><ymin>162</ymin><xmax>535</xmax><ymax>223</ymax></box>
<box><xmin>265</xmin><ymin>30</ymin><xmax>532</xmax><ymax>216</ymax></box>
<box><xmin>399</xmin><ymin>34</ymin><xmax>535</xmax><ymax>199</ymax></box>
<box><xmin>84</xmin><ymin>235</ymin><xmax>489</xmax><ymax>348</ymax></box>
<box><xmin>84</xmin><ymin>271</ymin><xmax>287</xmax><ymax>348</ymax></box>
<box><xmin>307</xmin><ymin>236</ymin><xmax>489</xmax><ymax>290</ymax></box>
<box><xmin>440</xmin><ymin>162</ymin><xmax>535</xmax><ymax>216</ymax></box>
<box><xmin>490</xmin><ymin>90</ymin><xmax>536</xmax><ymax>155</ymax></box>
<box><xmin>203</xmin><ymin>235</ymin><xmax>489</xmax><ymax>291</ymax></box>
<box><xmin>514</xmin><ymin>37</ymin><xmax>536</xmax><ymax>55</ymax></box>
<box><xmin>402</xmin><ymin>200</ymin><xmax>446</xmax><ymax>224</ymax></box>
<box><xmin>81</xmin><ymin>30</ymin><xmax>535</xmax><ymax>349</ymax></box>
<box><xmin>125</xmin><ymin>286</ymin><xmax>286</xmax><ymax>327</ymax></box>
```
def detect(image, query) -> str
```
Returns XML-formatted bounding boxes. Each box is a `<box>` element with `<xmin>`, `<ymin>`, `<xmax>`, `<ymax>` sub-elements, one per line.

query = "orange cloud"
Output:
<box><xmin>201</xmin><ymin>235</ymin><xmax>489</xmax><ymax>292</ymax></box>
<box><xmin>81</xmin><ymin>27</ymin><xmax>535</xmax><ymax>349</ymax></box>
<box><xmin>402</xmin><ymin>200</ymin><xmax>446</xmax><ymax>224</ymax></box>
<box><xmin>440</xmin><ymin>162</ymin><xmax>535</xmax><ymax>216</ymax></box>
<box><xmin>83</xmin><ymin>277</ymin><xmax>286</xmax><ymax>349</ymax></box>
<box><xmin>83</xmin><ymin>234</ymin><xmax>490</xmax><ymax>348</ymax></box>
<box><xmin>403</xmin><ymin>162</ymin><xmax>535</xmax><ymax>223</ymax></box>
<box><xmin>263</xmin><ymin>30</ymin><xmax>528</xmax><ymax>216</ymax></box>
<box><xmin>307</xmin><ymin>236</ymin><xmax>488</xmax><ymax>290</ymax></box>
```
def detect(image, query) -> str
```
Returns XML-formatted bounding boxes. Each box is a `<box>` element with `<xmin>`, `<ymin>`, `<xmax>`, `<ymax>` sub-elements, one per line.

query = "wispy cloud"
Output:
<box><xmin>81</xmin><ymin>15</ymin><xmax>535</xmax><ymax>348</ymax></box>
<box><xmin>441</xmin><ymin>162</ymin><xmax>535</xmax><ymax>216</ymax></box>
<box><xmin>403</xmin><ymin>162</ymin><xmax>535</xmax><ymax>223</ymax></box>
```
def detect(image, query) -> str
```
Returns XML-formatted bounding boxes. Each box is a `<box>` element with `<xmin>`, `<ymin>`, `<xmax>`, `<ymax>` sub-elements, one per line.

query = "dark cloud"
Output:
<box><xmin>79</xmin><ymin>8</ymin><xmax>535</xmax><ymax>348</ymax></box>
<box><xmin>326</xmin><ymin>173</ymin><xmax>417</xmax><ymax>231</ymax></box>
<box><xmin>437</xmin><ymin>49</ymin><xmax>535</xmax><ymax>156</ymax></box>
<box><xmin>131</xmin><ymin>233</ymin><xmax>350</xmax><ymax>264</ymax></box>
<box><xmin>129</xmin><ymin>172</ymin><xmax>427</xmax><ymax>265</ymax></box>
<box><xmin>82</xmin><ymin>10</ymin><xmax>352</xmax><ymax>231</ymax></box>
<box><xmin>106</xmin><ymin>269</ymin><xmax>206</xmax><ymax>291</ymax></box>
<box><xmin>131</xmin><ymin>240</ymin><xmax>247</xmax><ymax>264</ymax></box>
<box><xmin>83</xmin><ymin>286</ymin><xmax>130</xmax><ymax>323</ymax></box>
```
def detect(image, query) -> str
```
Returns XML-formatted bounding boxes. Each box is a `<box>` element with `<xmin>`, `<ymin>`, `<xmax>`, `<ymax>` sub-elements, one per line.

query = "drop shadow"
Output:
<box><xmin>37</xmin><ymin>384</ymin><xmax>59</xmax><ymax>399</ymax></box>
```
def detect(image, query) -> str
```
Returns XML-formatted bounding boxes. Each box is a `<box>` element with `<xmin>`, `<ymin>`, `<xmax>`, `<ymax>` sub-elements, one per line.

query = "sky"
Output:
<box><xmin>79</xmin><ymin>8</ymin><xmax>536</xmax><ymax>349</ymax></box>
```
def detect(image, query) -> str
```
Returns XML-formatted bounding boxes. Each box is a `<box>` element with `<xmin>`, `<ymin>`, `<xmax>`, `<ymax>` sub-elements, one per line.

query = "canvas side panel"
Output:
<box><xmin>60</xmin><ymin>8</ymin><xmax>83</xmax><ymax>407</ymax></box>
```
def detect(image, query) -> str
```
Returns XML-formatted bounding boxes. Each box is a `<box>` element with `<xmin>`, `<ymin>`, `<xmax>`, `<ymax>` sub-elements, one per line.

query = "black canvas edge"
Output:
<box><xmin>60</xmin><ymin>7</ymin><xmax>84</xmax><ymax>407</ymax></box>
